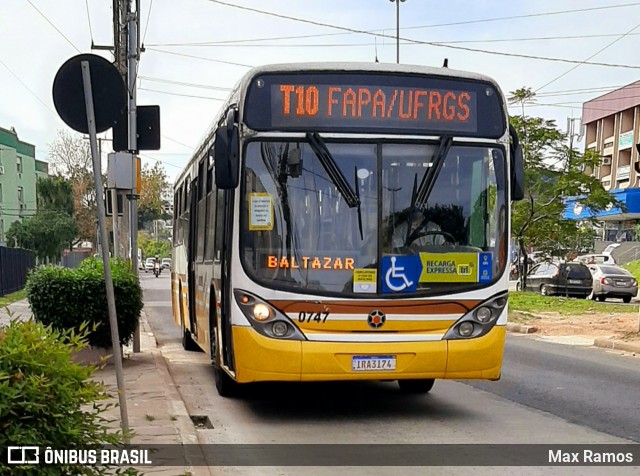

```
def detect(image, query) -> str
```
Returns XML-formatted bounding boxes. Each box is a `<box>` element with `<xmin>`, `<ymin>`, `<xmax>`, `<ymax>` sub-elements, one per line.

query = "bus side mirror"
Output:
<box><xmin>510</xmin><ymin>124</ymin><xmax>525</xmax><ymax>201</ymax></box>
<box><xmin>214</xmin><ymin>108</ymin><xmax>240</xmax><ymax>189</ymax></box>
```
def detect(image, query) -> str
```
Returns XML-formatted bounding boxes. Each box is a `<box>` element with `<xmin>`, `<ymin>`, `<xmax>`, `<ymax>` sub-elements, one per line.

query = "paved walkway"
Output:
<box><xmin>0</xmin><ymin>300</ymin><xmax>212</xmax><ymax>475</ymax></box>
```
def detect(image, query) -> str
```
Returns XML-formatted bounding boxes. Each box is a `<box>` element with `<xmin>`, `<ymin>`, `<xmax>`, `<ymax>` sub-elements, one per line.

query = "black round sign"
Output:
<box><xmin>53</xmin><ymin>54</ymin><xmax>126</xmax><ymax>134</ymax></box>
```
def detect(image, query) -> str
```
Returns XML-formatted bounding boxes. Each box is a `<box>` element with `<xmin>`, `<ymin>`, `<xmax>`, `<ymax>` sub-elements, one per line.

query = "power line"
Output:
<box><xmin>142</xmin><ymin>0</ymin><xmax>154</xmax><ymax>45</ymax></box>
<box><xmin>139</xmin><ymin>153</ymin><xmax>185</xmax><ymax>170</ymax></box>
<box><xmin>0</xmin><ymin>58</ymin><xmax>57</xmax><ymax>116</ymax></box>
<box><xmin>139</xmin><ymin>76</ymin><xmax>233</xmax><ymax>91</ymax></box>
<box><xmin>162</xmin><ymin>135</ymin><xmax>194</xmax><ymax>150</ymax></box>
<box><xmin>535</xmin><ymin>21</ymin><xmax>640</xmax><ymax>92</ymax></box>
<box><xmin>147</xmin><ymin>32</ymin><xmax>640</xmax><ymax>48</ymax></box>
<box><xmin>400</xmin><ymin>2</ymin><xmax>640</xmax><ymax>31</ymax></box>
<box><xmin>138</xmin><ymin>87</ymin><xmax>227</xmax><ymax>101</ymax></box>
<box><xmin>25</xmin><ymin>0</ymin><xmax>81</xmax><ymax>53</ymax></box>
<box><xmin>204</xmin><ymin>1</ymin><xmax>640</xmax><ymax>70</ymax></box>
<box><xmin>146</xmin><ymin>48</ymin><xmax>253</xmax><ymax>68</ymax></box>
<box><xmin>155</xmin><ymin>2</ymin><xmax>640</xmax><ymax>47</ymax></box>
<box><xmin>85</xmin><ymin>0</ymin><xmax>94</xmax><ymax>45</ymax></box>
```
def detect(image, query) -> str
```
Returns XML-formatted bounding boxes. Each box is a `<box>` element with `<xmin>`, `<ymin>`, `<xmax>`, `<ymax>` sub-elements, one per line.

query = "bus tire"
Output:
<box><xmin>398</xmin><ymin>379</ymin><xmax>435</xmax><ymax>394</ymax></box>
<box><xmin>214</xmin><ymin>365</ymin><xmax>238</xmax><ymax>398</ymax></box>
<box><xmin>181</xmin><ymin>316</ymin><xmax>200</xmax><ymax>352</ymax></box>
<box><xmin>210</xmin><ymin>293</ymin><xmax>238</xmax><ymax>397</ymax></box>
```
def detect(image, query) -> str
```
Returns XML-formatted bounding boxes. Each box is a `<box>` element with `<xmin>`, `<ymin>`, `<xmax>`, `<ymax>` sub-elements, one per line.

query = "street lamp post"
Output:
<box><xmin>390</xmin><ymin>0</ymin><xmax>406</xmax><ymax>64</ymax></box>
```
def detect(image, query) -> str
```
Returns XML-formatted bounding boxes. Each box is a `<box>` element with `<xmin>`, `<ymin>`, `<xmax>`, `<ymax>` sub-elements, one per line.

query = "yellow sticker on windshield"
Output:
<box><xmin>419</xmin><ymin>252</ymin><xmax>479</xmax><ymax>283</ymax></box>
<box><xmin>248</xmin><ymin>193</ymin><xmax>274</xmax><ymax>231</ymax></box>
<box><xmin>353</xmin><ymin>268</ymin><xmax>377</xmax><ymax>293</ymax></box>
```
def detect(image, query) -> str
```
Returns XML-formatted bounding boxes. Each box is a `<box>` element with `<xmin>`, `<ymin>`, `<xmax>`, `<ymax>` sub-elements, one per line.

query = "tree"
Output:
<box><xmin>137</xmin><ymin>230</ymin><xmax>171</xmax><ymax>259</ymax></box>
<box><xmin>47</xmin><ymin>130</ymin><xmax>97</xmax><ymax>246</ymax></box>
<box><xmin>138</xmin><ymin>162</ymin><xmax>170</xmax><ymax>229</ymax></box>
<box><xmin>508</xmin><ymin>87</ymin><xmax>536</xmax><ymax>124</ymax></box>
<box><xmin>36</xmin><ymin>176</ymin><xmax>74</xmax><ymax>215</ymax></box>
<box><xmin>7</xmin><ymin>211</ymin><xmax>77</xmax><ymax>262</ymax></box>
<box><xmin>509</xmin><ymin>88</ymin><xmax>617</xmax><ymax>288</ymax></box>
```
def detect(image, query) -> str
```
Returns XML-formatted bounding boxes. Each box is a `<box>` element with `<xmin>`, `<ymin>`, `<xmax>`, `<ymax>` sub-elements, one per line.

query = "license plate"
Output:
<box><xmin>615</xmin><ymin>281</ymin><xmax>627</xmax><ymax>286</ymax></box>
<box><xmin>568</xmin><ymin>279</ymin><xmax>581</xmax><ymax>284</ymax></box>
<box><xmin>352</xmin><ymin>355</ymin><xmax>396</xmax><ymax>372</ymax></box>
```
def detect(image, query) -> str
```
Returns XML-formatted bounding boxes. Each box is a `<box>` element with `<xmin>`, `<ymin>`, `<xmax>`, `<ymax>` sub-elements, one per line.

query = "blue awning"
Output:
<box><xmin>564</xmin><ymin>188</ymin><xmax>640</xmax><ymax>221</ymax></box>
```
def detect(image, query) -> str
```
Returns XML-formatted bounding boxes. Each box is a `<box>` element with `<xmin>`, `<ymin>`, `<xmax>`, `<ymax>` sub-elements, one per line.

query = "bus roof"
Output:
<box><xmin>174</xmin><ymin>62</ymin><xmax>505</xmax><ymax>187</ymax></box>
<box><xmin>237</xmin><ymin>62</ymin><xmax>501</xmax><ymax>87</ymax></box>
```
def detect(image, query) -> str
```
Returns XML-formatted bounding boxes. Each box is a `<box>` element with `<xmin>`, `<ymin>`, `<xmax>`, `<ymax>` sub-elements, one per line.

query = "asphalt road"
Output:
<box><xmin>465</xmin><ymin>334</ymin><xmax>640</xmax><ymax>442</ymax></box>
<box><xmin>140</xmin><ymin>273</ymin><xmax>640</xmax><ymax>473</ymax></box>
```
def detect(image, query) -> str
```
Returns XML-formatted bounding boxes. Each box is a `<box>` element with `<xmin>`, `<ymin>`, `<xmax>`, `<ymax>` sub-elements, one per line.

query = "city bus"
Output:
<box><xmin>172</xmin><ymin>62</ymin><xmax>525</xmax><ymax>396</ymax></box>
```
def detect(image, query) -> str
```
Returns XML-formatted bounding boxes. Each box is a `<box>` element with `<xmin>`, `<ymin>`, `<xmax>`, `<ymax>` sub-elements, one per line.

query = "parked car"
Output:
<box><xmin>161</xmin><ymin>258</ymin><xmax>171</xmax><ymax>270</ymax></box>
<box><xmin>586</xmin><ymin>264</ymin><xmax>638</xmax><ymax>303</ymax></box>
<box><xmin>144</xmin><ymin>257</ymin><xmax>156</xmax><ymax>273</ymax></box>
<box><xmin>516</xmin><ymin>261</ymin><xmax>593</xmax><ymax>298</ymax></box>
<box><xmin>576</xmin><ymin>253</ymin><xmax>616</xmax><ymax>265</ymax></box>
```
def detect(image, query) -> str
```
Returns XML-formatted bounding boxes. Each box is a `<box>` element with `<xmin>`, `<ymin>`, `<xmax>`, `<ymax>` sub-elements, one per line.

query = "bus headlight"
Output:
<box><xmin>253</xmin><ymin>304</ymin><xmax>271</xmax><ymax>322</ymax></box>
<box><xmin>458</xmin><ymin>321</ymin><xmax>474</xmax><ymax>337</ymax></box>
<box><xmin>474</xmin><ymin>306</ymin><xmax>492</xmax><ymax>323</ymax></box>
<box><xmin>271</xmin><ymin>321</ymin><xmax>289</xmax><ymax>337</ymax></box>
<box><xmin>234</xmin><ymin>289</ymin><xmax>306</xmax><ymax>341</ymax></box>
<box><xmin>443</xmin><ymin>292</ymin><xmax>508</xmax><ymax>340</ymax></box>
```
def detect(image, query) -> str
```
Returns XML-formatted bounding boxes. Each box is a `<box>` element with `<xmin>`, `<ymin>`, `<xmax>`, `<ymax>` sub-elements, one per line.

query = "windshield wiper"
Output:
<box><xmin>306</xmin><ymin>132</ymin><xmax>363</xmax><ymax>240</ymax></box>
<box><xmin>306</xmin><ymin>132</ymin><xmax>360</xmax><ymax>208</ymax></box>
<box><xmin>414</xmin><ymin>135</ymin><xmax>452</xmax><ymax>209</ymax></box>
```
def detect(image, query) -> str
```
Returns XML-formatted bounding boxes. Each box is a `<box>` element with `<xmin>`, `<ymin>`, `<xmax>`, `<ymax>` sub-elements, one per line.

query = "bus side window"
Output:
<box><xmin>204</xmin><ymin>166</ymin><xmax>216</xmax><ymax>261</ymax></box>
<box><xmin>196</xmin><ymin>160</ymin><xmax>207</xmax><ymax>262</ymax></box>
<box><xmin>214</xmin><ymin>189</ymin><xmax>225</xmax><ymax>262</ymax></box>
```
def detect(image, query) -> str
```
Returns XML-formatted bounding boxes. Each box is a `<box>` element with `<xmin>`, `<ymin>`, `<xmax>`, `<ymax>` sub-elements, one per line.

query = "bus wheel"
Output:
<box><xmin>398</xmin><ymin>379</ymin><xmax>435</xmax><ymax>394</ymax></box>
<box><xmin>214</xmin><ymin>365</ymin><xmax>238</xmax><ymax>398</ymax></box>
<box><xmin>181</xmin><ymin>317</ymin><xmax>200</xmax><ymax>351</ymax></box>
<box><xmin>210</xmin><ymin>303</ymin><xmax>238</xmax><ymax>397</ymax></box>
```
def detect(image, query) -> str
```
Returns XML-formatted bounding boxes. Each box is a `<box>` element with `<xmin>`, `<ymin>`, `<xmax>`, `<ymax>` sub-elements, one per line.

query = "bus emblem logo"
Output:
<box><xmin>368</xmin><ymin>310</ymin><xmax>386</xmax><ymax>329</ymax></box>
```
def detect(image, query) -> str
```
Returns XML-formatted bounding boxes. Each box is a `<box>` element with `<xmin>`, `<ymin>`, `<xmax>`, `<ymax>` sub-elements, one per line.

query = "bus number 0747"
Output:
<box><xmin>298</xmin><ymin>311</ymin><xmax>329</xmax><ymax>323</ymax></box>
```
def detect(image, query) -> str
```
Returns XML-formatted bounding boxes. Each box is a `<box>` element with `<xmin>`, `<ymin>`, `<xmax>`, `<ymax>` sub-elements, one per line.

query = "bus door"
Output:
<box><xmin>187</xmin><ymin>177</ymin><xmax>198</xmax><ymax>337</ymax></box>
<box><xmin>214</xmin><ymin>187</ymin><xmax>235</xmax><ymax>370</ymax></box>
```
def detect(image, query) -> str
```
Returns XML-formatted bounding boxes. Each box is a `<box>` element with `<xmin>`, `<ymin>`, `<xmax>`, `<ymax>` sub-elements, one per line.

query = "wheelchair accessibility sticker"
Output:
<box><xmin>382</xmin><ymin>252</ymin><xmax>494</xmax><ymax>292</ymax></box>
<box><xmin>382</xmin><ymin>255</ymin><xmax>421</xmax><ymax>293</ymax></box>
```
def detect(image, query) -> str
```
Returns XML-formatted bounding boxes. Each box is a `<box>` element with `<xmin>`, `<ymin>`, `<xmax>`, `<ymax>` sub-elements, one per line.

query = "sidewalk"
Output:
<box><xmin>506</xmin><ymin>320</ymin><xmax>640</xmax><ymax>354</ymax></box>
<box><xmin>0</xmin><ymin>300</ymin><xmax>212</xmax><ymax>475</ymax></box>
<box><xmin>97</xmin><ymin>311</ymin><xmax>213</xmax><ymax>475</ymax></box>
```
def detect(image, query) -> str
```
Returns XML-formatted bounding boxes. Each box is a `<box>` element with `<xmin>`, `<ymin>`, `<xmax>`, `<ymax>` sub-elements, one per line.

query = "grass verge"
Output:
<box><xmin>509</xmin><ymin>291</ymin><xmax>634</xmax><ymax>315</ymax></box>
<box><xmin>0</xmin><ymin>289</ymin><xmax>26</xmax><ymax>307</ymax></box>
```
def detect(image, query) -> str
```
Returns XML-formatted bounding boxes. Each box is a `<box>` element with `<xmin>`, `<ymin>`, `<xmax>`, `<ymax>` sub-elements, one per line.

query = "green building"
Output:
<box><xmin>0</xmin><ymin>127</ymin><xmax>49</xmax><ymax>245</ymax></box>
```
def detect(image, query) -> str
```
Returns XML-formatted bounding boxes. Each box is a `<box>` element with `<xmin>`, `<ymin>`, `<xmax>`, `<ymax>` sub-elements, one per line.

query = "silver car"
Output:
<box><xmin>586</xmin><ymin>264</ymin><xmax>638</xmax><ymax>303</ymax></box>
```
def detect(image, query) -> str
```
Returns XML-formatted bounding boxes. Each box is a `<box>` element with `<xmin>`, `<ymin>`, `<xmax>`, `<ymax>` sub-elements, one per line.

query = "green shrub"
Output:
<box><xmin>26</xmin><ymin>259</ymin><xmax>142</xmax><ymax>349</ymax></box>
<box><xmin>0</xmin><ymin>318</ymin><xmax>138</xmax><ymax>475</ymax></box>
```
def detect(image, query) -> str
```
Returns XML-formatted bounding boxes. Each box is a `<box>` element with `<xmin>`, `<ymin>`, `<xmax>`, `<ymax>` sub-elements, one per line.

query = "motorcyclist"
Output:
<box><xmin>153</xmin><ymin>255</ymin><xmax>161</xmax><ymax>276</ymax></box>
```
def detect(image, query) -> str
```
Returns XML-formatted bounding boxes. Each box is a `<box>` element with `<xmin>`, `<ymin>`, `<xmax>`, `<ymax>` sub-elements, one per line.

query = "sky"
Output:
<box><xmin>3</xmin><ymin>0</ymin><xmax>640</xmax><ymax>183</ymax></box>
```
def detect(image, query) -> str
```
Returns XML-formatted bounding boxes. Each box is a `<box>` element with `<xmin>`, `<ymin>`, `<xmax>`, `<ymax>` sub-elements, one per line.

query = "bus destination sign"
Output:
<box><xmin>272</xmin><ymin>84</ymin><xmax>477</xmax><ymax>133</ymax></box>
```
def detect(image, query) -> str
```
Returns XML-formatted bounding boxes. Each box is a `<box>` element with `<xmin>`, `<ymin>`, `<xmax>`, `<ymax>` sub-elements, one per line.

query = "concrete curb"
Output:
<box><xmin>140</xmin><ymin>311</ymin><xmax>215</xmax><ymax>476</ymax></box>
<box><xmin>506</xmin><ymin>322</ymin><xmax>538</xmax><ymax>334</ymax></box>
<box><xmin>593</xmin><ymin>337</ymin><xmax>640</xmax><ymax>354</ymax></box>
<box><xmin>507</xmin><ymin>320</ymin><xmax>640</xmax><ymax>353</ymax></box>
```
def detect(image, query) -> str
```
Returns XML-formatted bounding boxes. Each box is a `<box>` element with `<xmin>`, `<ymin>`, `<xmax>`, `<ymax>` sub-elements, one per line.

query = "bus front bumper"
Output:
<box><xmin>232</xmin><ymin>326</ymin><xmax>505</xmax><ymax>383</ymax></box>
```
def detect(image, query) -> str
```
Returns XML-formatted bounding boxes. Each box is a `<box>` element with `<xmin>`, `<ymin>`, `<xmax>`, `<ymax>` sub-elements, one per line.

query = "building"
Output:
<box><xmin>564</xmin><ymin>81</ymin><xmax>640</xmax><ymax>242</ymax></box>
<box><xmin>0</xmin><ymin>127</ymin><xmax>49</xmax><ymax>244</ymax></box>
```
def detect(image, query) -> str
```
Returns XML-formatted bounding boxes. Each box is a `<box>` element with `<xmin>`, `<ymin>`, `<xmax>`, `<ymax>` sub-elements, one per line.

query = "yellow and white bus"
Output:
<box><xmin>172</xmin><ymin>62</ymin><xmax>524</xmax><ymax>396</ymax></box>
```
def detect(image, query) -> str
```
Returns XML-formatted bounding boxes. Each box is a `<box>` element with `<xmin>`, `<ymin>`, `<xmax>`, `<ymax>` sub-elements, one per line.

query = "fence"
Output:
<box><xmin>0</xmin><ymin>246</ymin><xmax>35</xmax><ymax>297</ymax></box>
<box><xmin>62</xmin><ymin>249</ymin><xmax>92</xmax><ymax>269</ymax></box>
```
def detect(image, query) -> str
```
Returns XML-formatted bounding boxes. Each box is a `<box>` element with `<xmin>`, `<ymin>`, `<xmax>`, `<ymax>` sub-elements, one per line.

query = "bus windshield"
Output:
<box><xmin>241</xmin><ymin>139</ymin><xmax>507</xmax><ymax>297</ymax></box>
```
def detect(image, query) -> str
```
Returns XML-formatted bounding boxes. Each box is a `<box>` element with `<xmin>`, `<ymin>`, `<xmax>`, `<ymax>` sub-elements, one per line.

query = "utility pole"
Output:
<box><xmin>128</xmin><ymin>1</ymin><xmax>141</xmax><ymax>353</ymax></box>
<box><xmin>567</xmin><ymin>117</ymin><xmax>579</xmax><ymax>151</ymax></box>
<box><xmin>110</xmin><ymin>0</ymin><xmax>141</xmax><ymax>352</ymax></box>
<box><xmin>390</xmin><ymin>0</ymin><xmax>406</xmax><ymax>64</ymax></box>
